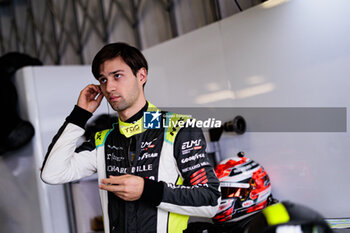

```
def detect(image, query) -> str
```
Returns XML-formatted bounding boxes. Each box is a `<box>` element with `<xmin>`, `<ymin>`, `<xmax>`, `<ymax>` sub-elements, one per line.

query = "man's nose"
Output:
<box><xmin>106</xmin><ymin>80</ymin><xmax>116</xmax><ymax>93</ymax></box>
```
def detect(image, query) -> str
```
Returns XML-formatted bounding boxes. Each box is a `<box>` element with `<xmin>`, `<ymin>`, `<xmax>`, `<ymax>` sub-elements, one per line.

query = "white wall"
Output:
<box><xmin>26</xmin><ymin>65</ymin><xmax>108</xmax><ymax>233</ymax></box>
<box><xmin>142</xmin><ymin>0</ymin><xmax>350</xmax><ymax>217</ymax></box>
<box><xmin>1</xmin><ymin>66</ymin><xmax>107</xmax><ymax>233</ymax></box>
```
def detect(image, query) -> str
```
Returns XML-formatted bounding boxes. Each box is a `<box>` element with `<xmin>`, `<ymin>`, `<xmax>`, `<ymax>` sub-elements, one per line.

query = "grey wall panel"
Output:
<box><xmin>0</xmin><ymin>144</ymin><xmax>43</xmax><ymax>233</ymax></box>
<box><xmin>143</xmin><ymin>0</ymin><xmax>350</xmax><ymax>217</ymax></box>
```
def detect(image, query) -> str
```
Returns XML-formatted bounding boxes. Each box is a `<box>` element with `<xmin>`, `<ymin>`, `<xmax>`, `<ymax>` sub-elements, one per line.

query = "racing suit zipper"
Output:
<box><xmin>127</xmin><ymin>137</ymin><xmax>132</xmax><ymax>173</ymax></box>
<box><xmin>125</xmin><ymin>137</ymin><xmax>132</xmax><ymax>233</ymax></box>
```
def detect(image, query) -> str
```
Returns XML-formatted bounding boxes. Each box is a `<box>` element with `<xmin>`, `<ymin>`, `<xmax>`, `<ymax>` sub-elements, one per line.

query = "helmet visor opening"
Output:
<box><xmin>222</xmin><ymin>187</ymin><xmax>250</xmax><ymax>200</ymax></box>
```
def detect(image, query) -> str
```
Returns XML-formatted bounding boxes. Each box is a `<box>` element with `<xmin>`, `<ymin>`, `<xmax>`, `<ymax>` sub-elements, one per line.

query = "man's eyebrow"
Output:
<box><xmin>109</xmin><ymin>70</ymin><xmax>124</xmax><ymax>75</ymax></box>
<box><xmin>98</xmin><ymin>70</ymin><xmax>124</xmax><ymax>79</ymax></box>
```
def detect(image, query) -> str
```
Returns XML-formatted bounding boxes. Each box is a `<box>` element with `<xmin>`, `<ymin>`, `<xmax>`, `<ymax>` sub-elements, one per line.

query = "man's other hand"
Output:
<box><xmin>99</xmin><ymin>174</ymin><xmax>145</xmax><ymax>201</ymax></box>
<box><xmin>77</xmin><ymin>84</ymin><xmax>103</xmax><ymax>113</ymax></box>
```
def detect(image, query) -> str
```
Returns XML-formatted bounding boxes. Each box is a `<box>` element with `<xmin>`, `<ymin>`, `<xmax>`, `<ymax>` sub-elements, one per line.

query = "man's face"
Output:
<box><xmin>98</xmin><ymin>56</ymin><xmax>144</xmax><ymax>112</ymax></box>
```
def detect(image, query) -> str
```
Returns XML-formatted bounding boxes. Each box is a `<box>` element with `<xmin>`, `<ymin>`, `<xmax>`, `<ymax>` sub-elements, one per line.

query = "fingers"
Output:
<box><xmin>86</xmin><ymin>84</ymin><xmax>100</xmax><ymax>92</ymax></box>
<box><xmin>99</xmin><ymin>183</ymin><xmax>130</xmax><ymax>200</ymax></box>
<box><xmin>99</xmin><ymin>175</ymin><xmax>145</xmax><ymax>201</ymax></box>
<box><xmin>95</xmin><ymin>91</ymin><xmax>104</xmax><ymax>103</ymax></box>
<box><xmin>77</xmin><ymin>84</ymin><xmax>103</xmax><ymax>113</ymax></box>
<box><xmin>101</xmin><ymin>176</ymin><xmax>120</xmax><ymax>185</ymax></box>
<box><xmin>99</xmin><ymin>175</ymin><xmax>129</xmax><ymax>198</ymax></box>
<box><xmin>99</xmin><ymin>183</ymin><xmax>124</xmax><ymax>192</ymax></box>
<box><xmin>91</xmin><ymin>84</ymin><xmax>104</xmax><ymax>105</ymax></box>
<box><xmin>85</xmin><ymin>84</ymin><xmax>101</xmax><ymax>98</ymax></box>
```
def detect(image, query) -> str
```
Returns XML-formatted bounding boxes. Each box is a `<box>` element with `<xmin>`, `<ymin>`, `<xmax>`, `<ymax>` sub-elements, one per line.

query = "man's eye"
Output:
<box><xmin>99</xmin><ymin>78</ymin><xmax>107</xmax><ymax>84</ymax></box>
<box><xmin>114</xmin><ymin>74</ymin><xmax>121</xmax><ymax>79</ymax></box>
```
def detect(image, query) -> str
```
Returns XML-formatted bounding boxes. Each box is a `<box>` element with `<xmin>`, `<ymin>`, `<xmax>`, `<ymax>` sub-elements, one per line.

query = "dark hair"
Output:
<box><xmin>91</xmin><ymin>42</ymin><xmax>148</xmax><ymax>79</ymax></box>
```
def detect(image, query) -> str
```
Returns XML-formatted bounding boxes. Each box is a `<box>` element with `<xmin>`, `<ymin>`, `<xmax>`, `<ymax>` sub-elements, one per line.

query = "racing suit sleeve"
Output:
<box><xmin>141</xmin><ymin>126</ymin><xmax>221</xmax><ymax>218</ymax></box>
<box><xmin>41</xmin><ymin>105</ymin><xmax>97</xmax><ymax>184</ymax></box>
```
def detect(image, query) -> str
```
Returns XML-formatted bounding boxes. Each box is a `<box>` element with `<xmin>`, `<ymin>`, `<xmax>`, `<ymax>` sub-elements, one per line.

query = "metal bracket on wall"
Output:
<box><xmin>209</xmin><ymin>115</ymin><xmax>246</xmax><ymax>142</ymax></box>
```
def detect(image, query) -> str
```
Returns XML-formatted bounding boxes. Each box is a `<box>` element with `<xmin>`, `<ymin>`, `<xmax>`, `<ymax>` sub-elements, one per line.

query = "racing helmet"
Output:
<box><xmin>213</xmin><ymin>153</ymin><xmax>272</xmax><ymax>223</ymax></box>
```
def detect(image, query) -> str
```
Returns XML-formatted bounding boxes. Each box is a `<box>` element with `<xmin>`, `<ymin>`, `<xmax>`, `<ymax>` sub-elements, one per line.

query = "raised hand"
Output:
<box><xmin>77</xmin><ymin>84</ymin><xmax>104</xmax><ymax>113</ymax></box>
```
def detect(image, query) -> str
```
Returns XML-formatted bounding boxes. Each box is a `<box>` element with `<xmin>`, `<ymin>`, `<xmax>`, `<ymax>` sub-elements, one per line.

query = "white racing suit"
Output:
<box><xmin>41</xmin><ymin>102</ymin><xmax>221</xmax><ymax>233</ymax></box>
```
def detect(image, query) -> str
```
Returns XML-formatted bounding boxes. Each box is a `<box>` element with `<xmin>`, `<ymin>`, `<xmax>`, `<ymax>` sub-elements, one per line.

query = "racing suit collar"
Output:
<box><xmin>118</xmin><ymin>101</ymin><xmax>160</xmax><ymax>138</ymax></box>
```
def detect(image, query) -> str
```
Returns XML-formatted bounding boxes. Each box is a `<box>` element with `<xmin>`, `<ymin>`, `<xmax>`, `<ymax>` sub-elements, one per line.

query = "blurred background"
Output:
<box><xmin>0</xmin><ymin>0</ymin><xmax>265</xmax><ymax>64</ymax></box>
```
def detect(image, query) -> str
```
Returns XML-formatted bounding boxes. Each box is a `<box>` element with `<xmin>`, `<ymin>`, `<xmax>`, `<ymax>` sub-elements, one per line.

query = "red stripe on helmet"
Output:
<box><xmin>247</xmin><ymin>200</ymin><xmax>268</xmax><ymax>213</ymax></box>
<box><xmin>215</xmin><ymin>157</ymin><xmax>247</xmax><ymax>179</ymax></box>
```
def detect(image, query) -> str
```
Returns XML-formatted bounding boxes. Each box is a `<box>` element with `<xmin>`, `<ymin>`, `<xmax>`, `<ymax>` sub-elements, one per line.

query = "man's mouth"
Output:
<box><xmin>109</xmin><ymin>95</ymin><xmax>121</xmax><ymax>102</ymax></box>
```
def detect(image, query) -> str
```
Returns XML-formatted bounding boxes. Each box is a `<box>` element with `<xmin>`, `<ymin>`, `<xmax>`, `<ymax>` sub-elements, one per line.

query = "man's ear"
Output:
<box><xmin>137</xmin><ymin>68</ymin><xmax>147</xmax><ymax>85</ymax></box>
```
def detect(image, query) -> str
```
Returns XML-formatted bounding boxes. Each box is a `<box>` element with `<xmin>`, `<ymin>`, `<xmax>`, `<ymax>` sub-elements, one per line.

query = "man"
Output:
<box><xmin>41</xmin><ymin>42</ymin><xmax>221</xmax><ymax>233</ymax></box>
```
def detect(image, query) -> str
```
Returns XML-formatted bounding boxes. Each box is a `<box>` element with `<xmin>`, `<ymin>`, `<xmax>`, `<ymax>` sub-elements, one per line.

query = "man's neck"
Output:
<box><xmin>125</xmin><ymin>102</ymin><xmax>148</xmax><ymax>123</ymax></box>
<box><xmin>118</xmin><ymin>100</ymin><xmax>147</xmax><ymax>122</ymax></box>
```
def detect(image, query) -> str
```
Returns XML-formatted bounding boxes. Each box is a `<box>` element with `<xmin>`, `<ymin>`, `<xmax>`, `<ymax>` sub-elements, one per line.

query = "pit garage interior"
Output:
<box><xmin>0</xmin><ymin>0</ymin><xmax>349</xmax><ymax>233</ymax></box>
